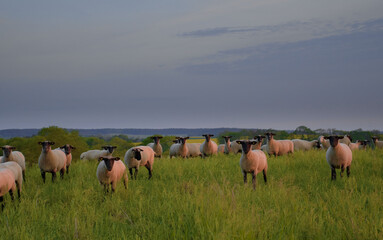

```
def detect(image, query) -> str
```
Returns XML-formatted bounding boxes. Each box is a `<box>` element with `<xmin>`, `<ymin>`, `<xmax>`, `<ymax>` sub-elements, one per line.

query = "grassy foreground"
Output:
<box><xmin>0</xmin><ymin>149</ymin><xmax>382</xmax><ymax>239</ymax></box>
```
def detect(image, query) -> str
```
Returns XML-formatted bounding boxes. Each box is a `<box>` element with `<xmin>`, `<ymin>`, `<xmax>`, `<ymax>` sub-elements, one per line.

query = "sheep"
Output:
<box><xmin>291</xmin><ymin>139</ymin><xmax>321</xmax><ymax>151</ymax></box>
<box><xmin>264</xmin><ymin>132</ymin><xmax>294</xmax><ymax>156</ymax></box>
<box><xmin>218</xmin><ymin>144</ymin><xmax>225</xmax><ymax>153</ymax></box>
<box><xmin>325</xmin><ymin>136</ymin><xmax>352</xmax><ymax>180</ymax></box>
<box><xmin>0</xmin><ymin>162</ymin><xmax>23</xmax><ymax>199</ymax></box>
<box><xmin>124</xmin><ymin>146</ymin><xmax>155</xmax><ymax>180</ymax></box>
<box><xmin>80</xmin><ymin>145</ymin><xmax>116</xmax><ymax>160</ymax></box>
<box><xmin>0</xmin><ymin>168</ymin><xmax>16</xmax><ymax>210</ymax></box>
<box><xmin>230</xmin><ymin>141</ymin><xmax>242</xmax><ymax>154</ymax></box>
<box><xmin>318</xmin><ymin>136</ymin><xmax>330</xmax><ymax>150</ymax></box>
<box><xmin>186</xmin><ymin>143</ymin><xmax>202</xmax><ymax>157</ymax></box>
<box><xmin>147</xmin><ymin>136</ymin><xmax>163</xmax><ymax>158</ymax></box>
<box><xmin>59</xmin><ymin>144</ymin><xmax>75</xmax><ymax>174</ymax></box>
<box><xmin>348</xmin><ymin>140</ymin><xmax>364</xmax><ymax>151</ymax></box>
<box><xmin>1</xmin><ymin>145</ymin><xmax>26</xmax><ymax>181</ymax></box>
<box><xmin>339</xmin><ymin>135</ymin><xmax>352</xmax><ymax>146</ymax></box>
<box><xmin>97</xmin><ymin>156</ymin><xmax>128</xmax><ymax>193</ymax></box>
<box><xmin>252</xmin><ymin>135</ymin><xmax>266</xmax><ymax>150</ymax></box>
<box><xmin>169</xmin><ymin>137</ymin><xmax>189</xmax><ymax>159</ymax></box>
<box><xmin>218</xmin><ymin>136</ymin><xmax>233</xmax><ymax>154</ymax></box>
<box><xmin>200</xmin><ymin>134</ymin><xmax>218</xmax><ymax>157</ymax></box>
<box><xmin>359</xmin><ymin>140</ymin><xmax>370</xmax><ymax>150</ymax></box>
<box><xmin>372</xmin><ymin>137</ymin><xmax>383</xmax><ymax>149</ymax></box>
<box><xmin>236</xmin><ymin>140</ymin><xmax>268</xmax><ymax>190</ymax></box>
<box><xmin>38</xmin><ymin>141</ymin><xmax>67</xmax><ymax>183</ymax></box>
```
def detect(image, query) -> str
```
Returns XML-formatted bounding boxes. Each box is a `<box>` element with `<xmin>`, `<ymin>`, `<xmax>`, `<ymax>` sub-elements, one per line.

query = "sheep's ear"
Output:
<box><xmin>323</xmin><ymin>136</ymin><xmax>330</xmax><ymax>139</ymax></box>
<box><xmin>70</xmin><ymin>145</ymin><xmax>76</xmax><ymax>149</ymax></box>
<box><xmin>158</xmin><ymin>136</ymin><xmax>163</xmax><ymax>139</ymax></box>
<box><xmin>202</xmin><ymin>134</ymin><xmax>207</xmax><ymax>137</ymax></box>
<box><xmin>337</xmin><ymin>136</ymin><xmax>344</xmax><ymax>139</ymax></box>
<box><xmin>60</xmin><ymin>145</ymin><xmax>66</xmax><ymax>149</ymax></box>
<box><xmin>137</xmin><ymin>148</ymin><xmax>143</xmax><ymax>152</ymax></box>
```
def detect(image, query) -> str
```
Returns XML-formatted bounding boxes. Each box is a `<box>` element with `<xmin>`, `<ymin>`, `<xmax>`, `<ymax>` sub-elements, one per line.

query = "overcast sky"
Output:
<box><xmin>1</xmin><ymin>1</ymin><xmax>383</xmax><ymax>131</ymax></box>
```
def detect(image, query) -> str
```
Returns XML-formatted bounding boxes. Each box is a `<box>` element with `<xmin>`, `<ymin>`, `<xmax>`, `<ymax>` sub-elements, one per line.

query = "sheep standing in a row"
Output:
<box><xmin>97</xmin><ymin>156</ymin><xmax>128</xmax><ymax>193</ymax></box>
<box><xmin>124</xmin><ymin>146</ymin><xmax>155</xmax><ymax>180</ymax></box>
<box><xmin>200</xmin><ymin>134</ymin><xmax>218</xmax><ymax>157</ymax></box>
<box><xmin>372</xmin><ymin>137</ymin><xmax>383</xmax><ymax>149</ymax></box>
<box><xmin>1</xmin><ymin>145</ymin><xmax>26</xmax><ymax>181</ymax></box>
<box><xmin>80</xmin><ymin>146</ymin><xmax>116</xmax><ymax>160</ymax></box>
<box><xmin>169</xmin><ymin>137</ymin><xmax>189</xmax><ymax>158</ymax></box>
<box><xmin>147</xmin><ymin>136</ymin><xmax>163</xmax><ymax>158</ymax></box>
<box><xmin>59</xmin><ymin>144</ymin><xmax>75</xmax><ymax>174</ymax></box>
<box><xmin>325</xmin><ymin>136</ymin><xmax>352</xmax><ymax>180</ymax></box>
<box><xmin>292</xmin><ymin>139</ymin><xmax>320</xmax><ymax>151</ymax></box>
<box><xmin>38</xmin><ymin>141</ymin><xmax>67</xmax><ymax>183</ymax></box>
<box><xmin>237</xmin><ymin>140</ymin><xmax>268</xmax><ymax>190</ymax></box>
<box><xmin>0</xmin><ymin>162</ymin><xmax>23</xmax><ymax>199</ymax></box>
<box><xmin>0</xmin><ymin>168</ymin><xmax>16</xmax><ymax>210</ymax></box>
<box><xmin>265</xmin><ymin>132</ymin><xmax>294</xmax><ymax>156</ymax></box>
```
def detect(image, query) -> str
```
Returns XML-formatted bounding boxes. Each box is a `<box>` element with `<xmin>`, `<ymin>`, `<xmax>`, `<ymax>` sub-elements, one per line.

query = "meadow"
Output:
<box><xmin>0</xmin><ymin>149</ymin><xmax>382</xmax><ymax>239</ymax></box>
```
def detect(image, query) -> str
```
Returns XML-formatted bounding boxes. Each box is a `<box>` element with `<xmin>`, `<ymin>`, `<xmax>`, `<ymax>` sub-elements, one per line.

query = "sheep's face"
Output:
<box><xmin>2</xmin><ymin>145</ymin><xmax>15</xmax><ymax>157</ymax></box>
<box><xmin>101</xmin><ymin>157</ymin><xmax>120</xmax><ymax>171</ymax></box>
<box><xmin>102</xmin><ymin>146</ymin><xmax>117</xmax><ymax>154</ymax></box>
<box><xmin>60</xmin><ymin>144</ymin><xmax>75</xmax><ymax>155</ymax></box>
<box><xmin>38</xmin><ymin>141</ymin><xmax>55</xmax><ymax>153</ymax></box>
<box><xmin>236</xmin><ymin>140</ymin><xmax>257</xmax><ymax>154</ymax></box>
<box><xmin>265</xmin><ymin>133</ymin><xmax>275</xmax><ymax>141</ymax></box>
<box><xmin>152</xmin><ymin>136</ymin><xmax>163</xmax><ymax>144</ymax></box>
<box><xmin>314</xmin><ymin>140</ymin><xmax>321</xmax><ymax>149</ymax></box>
<box><xmin>222</xmin><ymin>136</ymin><xmax>232</xmax><ymax>143</ymax></box>
<box><xmin>372</xmin><ymin>137</ymin><xmax>378</xmax><ymax>144</ymax></box>
<box><xmin>255</xmin><ymin>135</ymin><xmax>265</xmax><ymax>142</ymax></box>
<box><xmin>202</xmin><ymin>134</ymin><xmax>214</xmax><ymax>142</ymax></box>
<box><xmin>132</xmin><ymin>148</ymin><xmax>143</xmax><ymax>160</ymax></box>
<box><xmin>324</xmin><ymin>136</ymin><xmax>343</xmax><ymax>147</ymax></box>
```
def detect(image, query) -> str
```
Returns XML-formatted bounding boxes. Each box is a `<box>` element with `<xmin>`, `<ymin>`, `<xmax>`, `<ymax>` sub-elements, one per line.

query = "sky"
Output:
<box><xmin>1</xmin><ymin>0</ymin><xmax>383</xmax><ymax>131</ymax></box>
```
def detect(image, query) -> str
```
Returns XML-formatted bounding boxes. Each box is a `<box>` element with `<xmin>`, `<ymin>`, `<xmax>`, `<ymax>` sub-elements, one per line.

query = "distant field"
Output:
<box><xmin>0</xmin><ymin>149</ymin><xmax>382</xmax><ymax>239</ymax></box>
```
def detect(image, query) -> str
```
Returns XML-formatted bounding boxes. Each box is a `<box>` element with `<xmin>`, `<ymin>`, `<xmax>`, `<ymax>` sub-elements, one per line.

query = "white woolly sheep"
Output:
<box><xmin>59</xmin><ymin>144</ymin><xmax>75</xmax><ymax>174</ymax></box>
<box><xmin>38</xmin><ymin>141</ymin><xmax>67</xmax><ymax>183</ymax></box>
<box><xmin>0</xmin><ymin>162</ymin><xmax>23</xmax><ymax>199</ymax></box>
<box><xmin>325</xmin><ymin>136</ymin><xmax>352</xmax><ymax>180</ymax></box>
<box><xmin>265</xmin><ymin>132</ymin><xmax>294</xmax><ymax>156</ymax></box>
<box><xmin>252</xmin><ymin>135</ymin><xmax>266</xmax><ymax>150</ymax></box>
<box><xmin>348</xmin><ymin>140</ymin><xmax>364</xmax><ymax>151</ymax></box>
<box><xmin>218</xmin><ymin>136</ymin><xmax>233</xmax><ymax>154</ymax></box>
<box><xmin>230</xmin><ymin>141</ymin><xmax>242</xmax><ymax>154</ymax></box>
<box><xmin>147</xmin><ymin>136</ymin><xmax>163</xmax><ymax>158</ymax></box>
<box><xmin>200</xmin><ymin>134</ymin><xmax>218</xmax><ymax>157</ymax></box>
<box><xmin>236</xmin><ymin>140</ymin><xmax>268</xmax><ymax>190</ymax></box>
<box><xmin>97</xmin><ymin>156</ymin><xmax>128</xmax><ymax>193</ymax></box>
<box><xmin>80</xmin><ymin>145</ymin><xmax>116</xmax><ymax>160</ymax></box>
<box><xmin>186</xmin><ymin>143</ymin><xmax>202</xmax><ymax>158</ymax></box>
<box><xmin>169</xmin><ymin>137</ymin><xmax>189</xmax><ymax>158</ymax></box>
<box><xmin>292</xmin><ymin>139</ymin><xmax>321</xmax><ymax>151</ymax></box>
<box><xmin>358</xmin><ymin>140</ymin><xmax>370</xmax><ymax>150</ymax></box>
<box><xmin>318</xmin><ymin>136</ymin><xmax>330</xmax><ymax>150</ymax></box>
<box><xmin>339</xmin><ymin>135</ymin><xmax>352</xmax><ymax>146</ymax></box>
<box><xmin>1</xmin><ymin>145</ymin><xmax>26</xmax><ymax>181</ymax></box>
<box><xmin>372</xmin><ymin>137</ymin><xmax>383</xmax><ymax>149</ymax></box>
<box><xmin>124</xmin><ymin>146</ymin><xmax>155</xmax><ymax>180</ymax></box>
<box><xmin>0</xmin><ymin>168</ymin><xmax>16</xmax><ymax>210</ymax></box>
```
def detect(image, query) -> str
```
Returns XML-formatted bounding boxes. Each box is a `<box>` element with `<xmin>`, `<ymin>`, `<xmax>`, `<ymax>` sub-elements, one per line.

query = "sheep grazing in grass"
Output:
<box><xmin>200</xmin><ymin>134</ymin><xmax>218</xmax><ymax>157</ymax></box>
<box><xmin>325</xmin><ymin>136</ymin><xmax>352</xmax><ymax>180</ymax></box>
<box><xmin>0</xmin><ymin>168</ymin><xmax>16</xmax><ymax>210</ymax></box>
<box><xmin>252</xmin><ymin>135</ymin><xmax>266</xmax><ymax>150</ymax></box>
<box><xmin>292</xmin><ymin>139</ymin><xmax>321</xmax><ymax>151</ymax></box>
<box><xmin>264</xmin><ymin>132</ymin><xmax>294</xmax><ymax>156</ymax></box>
<box><xmin>124</xmin><ymin>146</ymin><xmax>155</xmax><ymax>180</ymax></box>
<box><xmin>372</xmin><ymin>137</ymin><xmax>383</xmax><ymax>149</ymax></box>
<box><xmin>318</xmin><ymin>136</ymin><xmax>330</xmax><ymax>150</ymax></box>
<box><xmin>169</xmin><ymin>137</ymin><xmax>189</xmax><ymax>159</ymax></box>
<box><xmin>80</xmin><ymin>146</ymin><xmax>116</xmax><ymax>161</ymax></box>
<box><xmin>1</xmin><ymin>145</ymin><xmax>26</xmax><ymax>181</ymax></box>
<box><xmin>230</xmin><ymin>141</ymin><xmax>242</xmax><ymax>154</ymax></box>
<box><xmin>0</xmin><ymin>162</ymin><xmax>23</xmax><ymax>199</ymax></box>
<box><xmin>236</xmin><ymin>140</ymin><xmax>268</xmax><ymax>190</ymax></box>
<box><xmin>59</xmin><ymin>144</ymin><xmax>75</xmax><ymax>174</ymax></box>
<box><xmin>186</xmin><ymin>143</ymin><xmax>202</xmax><ymax>158</ymax></box>
<box><xmin>97</xmin><ymin>156</ymin><xmax>128</xmax><ymax>193</ymax></box>
<box><xmin>339</xmin><ymin>135</ymin><xmax>352</xmax><ymax>146</ymax></box>
<box><xmin>147</xmin><ymin>136</ymin><xmax>163</xmax><ymax>158</ymax></box>
<box><xmin>38</xmin><ymin>141</ymin><xmax>67</xmax><ymax>183</ymax></box>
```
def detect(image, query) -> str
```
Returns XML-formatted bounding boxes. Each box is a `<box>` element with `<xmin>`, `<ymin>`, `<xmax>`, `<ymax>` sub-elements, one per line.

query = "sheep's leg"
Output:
<box><xmin>16</xmin><ymin>182</ymin><xmax>21</xmax><ymax>199</ymax></box>
<box><xmin>263</xmin><ymin>170</ymin><xmax>267</xmax><ymax>183</ymax></box>
<box><xmin>340</xmin><ymin>166</ymin><xmax>345</xmax><ymax>178</ymax></box>
<box><xmin>60</xmin><ymin>168</ymin><xmax>65</xmax><ymax>179</ymax></box>
<box><xmin>111</xmin><ymin>182</ymin><xmax>116</xmax><ymax>193</ymax></box>
<box><xmin>0</xmin><ymin>196</ymin><xmax>3</xmax><ymax>211</ymax></box>
<box><xmin>346</xmin><ymin>166</ymin><xmax>351</xmax><ymax>177</ymax></box>
<box><xmin>242</xmin><ymin>171</ymin><xmax>247</xmax><ymax>184</ymax></box>
<box><xmin>145</xmin><ymin>164</ymin><xmax>152</xmax><ymax>180</ymax></box>
<box><xmin>134</xmin><ymin>168</ymin><xmax>138</xmax><ymax>180</ymax></box>
<box><xmin>41</xmin><ymin>171</ymin><xmax>46</xmax><ymax>183</ymax></box>
<box><xmin>66</xmin><ymin>166</ymin><xmax>70</xmax><ymax>174</ymax></box>
<box><xmin>251</xmin><ymin>172</ymin><xmax>257</xmax><ymax>190</ymax></box>
<box><xmin>331</xmin><ymin>166</ymin><xmax>336</xmax><ymax>180</ymax></box>
<box><xmin>22</xmin><ymin>171</ymin><xmax>26</xmax><ymax>183</ymax></box>
<box><xmin>129</xmin><ymin>168</ymin><xmax>134</xmax><ymax>180</ymax></box>
<box><xmin>52</xmin><ymin>172</ymin><xmax>57</xmax><ymax>183</ymax></box>
<box><xmin>103</xmin><ymin>184</ymin><xmax>108</xmax><ymax>193</ymax></box>
<box><xmin>9</xmin><ymin>189</ymin><xmax>14</xmax><ymax>201</ymax></box>
<box><xmin>123</xmin><ymin>174</ymin><xmax>128</xmax><ymax>189</ymax></box>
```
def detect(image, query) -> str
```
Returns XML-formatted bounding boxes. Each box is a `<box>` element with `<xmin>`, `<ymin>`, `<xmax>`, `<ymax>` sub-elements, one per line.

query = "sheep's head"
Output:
<box><xmin>202</xmin><ymin>134</ymin><xmax>214</xmax><ymax>142</ymax></box>
<box><xmin>132</xmin><ymin>148</ymin><xmax>143</xmax><ymax>160</ymax></box>
<box><xmin>222</xmin><ymin>136</ymin><xmax>232</xmax><ymax>143</ymax></box>
<box><xmin>324</xmin><ymin>136</ymin><xmax>344</xmax><ymax>147</ymax></box>
<box><xmin>100</xmin><ymin>157</ymin><xmax>120</xmax><ymax>171</ymax></box>
<box><xmin>264</xmin><ymin>132</ymin><xmax>275</xmax><ymax>141</ymax></box>
<box><xmin>151</xmin><ymin>136</ymin><xmax>163</xmax><ymax>144</ymax></box>
<box><xmin>38</xmin><ymin>141</ymin><xmax>55</xmax><ymax>153</ymax></box>
<box><xmin>60</xmin><ymin>144</ymin><xmax>76</xmax><ymax>155</ymax></box>
<box><xmin>254</xmin><ymin>135</ymin><xmax>265</xmax><ymax>142</ymax></box>
<box><xmin>236</xmin><ymin>140</ymin><xmax>257</xmax><ymax>154</ymax></box>
<box><xmin>102</xmin><ymin>145</ymin><xmax>117</xmax><ymax>154</ymax></box>
<box><xmin>314</xmin><ymin>140</ymin><xmax>321</xmax><ymax>149</ymax></box>
<box><xmin>371</xmin><ymin>136</ymin><xmax>379</xmax><ymax>144</ymax></box>
<box><xmin>1</xmin><ymin>145</ymin><xmax>16</xmax><ymax>157</ymax></box>
<box><xmin>178</xmin><ymin>137</ymin><xmax>189</xmax><ymax>144</ymax></box>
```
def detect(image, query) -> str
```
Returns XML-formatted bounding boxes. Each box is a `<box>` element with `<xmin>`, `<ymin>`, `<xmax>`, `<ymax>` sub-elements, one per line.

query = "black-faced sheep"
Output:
<box><xmin>200</xmin><ymin>134</ymin><xmax>218</xmax><ymax>157</ymax></box>
<box><xmin>325</xmin><ymin>136</ymin><xmax>352</xmax><ymax>180</ymax></box>
<box><xmin>59</xmin><ymin>144</ymin><xmax>75</xmax><ymax>174</ymax></box>
<box><xmin>80</xmin><ymin>145</ymin><xmax>116</xmax><ymax>160</ymax></box>
<box><xmin>97</xmin><ymin>156</ymin><xmax>128</xmax><ymax>193</ymax></box>
<box><xmin>38</xmin><ymin>141</ymin><xmax>66</xmax><ymax>183</ymax></box>
<box><xmin>124</xmin><ymin>146</ymin><xmax>155</xmax><ymax>180</ymax></box>
<box><xmin>1</xmin><ymin>145</ymin><xmax>26</xmax><ymax>181</ymax></box>
<box><xmin>147</xmin><ymin>136</ymin><xmax>163</xmax><ymax>158</ymax></box>
<box><xmin>264</xmin><ymin>132</ymin><xmax>294</xmax><ymax>156</ymax></box>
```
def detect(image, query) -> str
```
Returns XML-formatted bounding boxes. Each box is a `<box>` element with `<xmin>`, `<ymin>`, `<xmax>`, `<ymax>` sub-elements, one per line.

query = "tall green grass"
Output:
<box><xmin>1</xmin><ymin>149</ymin><xmax>382</xmax><ymax>239</ymax></box>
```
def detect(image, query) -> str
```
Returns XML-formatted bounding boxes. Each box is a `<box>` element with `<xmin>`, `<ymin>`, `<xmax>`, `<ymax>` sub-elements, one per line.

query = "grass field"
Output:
<box><xmin>0</xmin><ymin>149</ymin><xmax>382</xmax><ymax>239</ymax></box>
